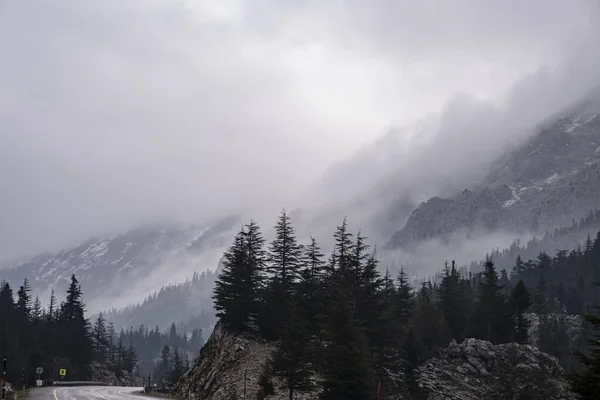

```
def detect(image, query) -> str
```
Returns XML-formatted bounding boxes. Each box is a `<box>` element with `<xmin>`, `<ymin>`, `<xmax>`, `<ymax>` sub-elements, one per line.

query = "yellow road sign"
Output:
<box><xmin>59</xmin><ymin>369</ymin><xmax>67</xmax><ymax>376</ymax></box>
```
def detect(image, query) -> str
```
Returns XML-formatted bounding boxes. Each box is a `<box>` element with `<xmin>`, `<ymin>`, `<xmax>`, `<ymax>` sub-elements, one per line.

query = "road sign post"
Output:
<box><xmin>2</xmin><ymin>355</ymin><xmax>6</xmax><ymax>400</ymax></box>
<box><xmin>35</xmin><ymin>366</ymin><xmax>43</xmax><ymax>387</ymax></box>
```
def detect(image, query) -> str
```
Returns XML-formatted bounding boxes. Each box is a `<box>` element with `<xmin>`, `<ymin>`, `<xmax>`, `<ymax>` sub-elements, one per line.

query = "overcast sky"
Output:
<box><xmin>1</xmin><ymin>0</ymin><xmax>599</xmax><ymax>260</ymax></box>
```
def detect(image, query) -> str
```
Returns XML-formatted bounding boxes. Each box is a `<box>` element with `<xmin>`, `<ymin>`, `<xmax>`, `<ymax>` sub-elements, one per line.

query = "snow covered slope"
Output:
<box><xmin>0</xmin><ymin>215</ymin><xmax>238</xmax><ymax>311</ymax></box>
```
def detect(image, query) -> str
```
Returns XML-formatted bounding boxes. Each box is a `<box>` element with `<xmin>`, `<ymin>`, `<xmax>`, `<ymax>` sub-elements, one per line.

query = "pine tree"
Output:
<box><xmin>48</xmin><ymin>288</ymin><xmax>57</xmax><ymax>321</ymax></box>
<box><xmin>395</xmin><ymin>267</ymin><xmax>414</xmax><ymax>329</ymax></box>
<box><xmin>511</xmin><ymin>280</ymin><xmax>532</xmax><ymax>344</ymax></box>
<box><xmin>213</xmin><ymin>226</ymin><xmax>264</xmax><ymax>333</ymax></box>
<box><xmin>319</xmin><ymin>283</ymin><xmax>375</xmax><ymax>400</ymax></box>
<box><xmin>332</xmin><ymin>219</ymin><xmax>354</xmax><ymax>272</ymax></box>
<box><xmin>259</xmin><ymin>211</ymin><xmax>303</xmax><ymax>340</ymax></box>
<box><xmin>267</xmin><ymin>210</ymin><xmax>302</xmax><ymax>288</ymax></box>
<box><xmin>511</xmin><ymin>255</ymin><xmax>526</xmax><ymax>281</ymax></box>
<box><xmin>571</xmin><ymin>305</ymin><xmax>600</xmax><ymax>398</ymax></box>
<box><xmin>31</xmin><ymin>296</ymin><xmax>43</xmax><ymax>322</ymax></box>
<box><xmin>437</xmin><ymin>260</ymin><xmax>470</xmax><ymax>341</ymax></box>
<box><xmin>92</xmin><ymin>313</ymin><xmax>110</xmax><ymax>362</ymax></box>
<box><xmin>409</xmin><ymin>284</ymin><xmax>451</xmax><ymax>357</ymax></box>
<box><xmin>16</xmin><ymin>278</ymin><xmax>32</xmax><ymax>319</ymax></box>
<box><xmin>470</xmin><ymin>258</ymin><xmax>513</xmax><ymax>344</ymax></box>
<box><xmin>169</xmin><ymin>348</ymin><xmax>184</xmax><ymax>384</ymax></box>
<box><xmin>271</xmin><ymin>298</ymin><xmax>313</xmax><ymax>400</ymax></box>
<box><xmin>59</xmin><ymin>274</ymin><xmax>93</xmax><ymax>379</ymax></box>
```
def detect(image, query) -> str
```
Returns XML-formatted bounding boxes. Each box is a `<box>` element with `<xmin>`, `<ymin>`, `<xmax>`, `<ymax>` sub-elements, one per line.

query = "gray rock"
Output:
<box><xmin>417</xmin><ymin>338</ymin><xmax>575</xmax><ymax>400</ymax></box>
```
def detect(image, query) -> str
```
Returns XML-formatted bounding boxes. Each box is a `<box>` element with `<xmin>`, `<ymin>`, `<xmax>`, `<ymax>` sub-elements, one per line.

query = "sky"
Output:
<box><xmin>1</xmin><ymin>0</ymin><xmax>599</xmax><ymax>260</ymax></box>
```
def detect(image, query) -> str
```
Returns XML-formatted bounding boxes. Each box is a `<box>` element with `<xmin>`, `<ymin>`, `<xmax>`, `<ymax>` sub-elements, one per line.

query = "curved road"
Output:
<box><xmin>27</xmin><ymin>386</ymin><xmax>164</xmax><ymax>399</ymax></box>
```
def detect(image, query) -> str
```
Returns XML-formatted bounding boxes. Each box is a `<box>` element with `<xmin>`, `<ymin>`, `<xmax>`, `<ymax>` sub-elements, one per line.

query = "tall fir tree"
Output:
<box><xmin>266</xmin><ymin>210</ymin><xmax>302</xmax><ymax>288</ymax></box>
<box><xmin>510</xmin><ymin>280</ymin><xmax>532</xmax><ymax>344</ymax></box>
<box><xmin>571</xmin><ymin>304</ymin><xmax>600</xmax><ymax>398</ymax></box>
<box><xmin>320</xmin><ymin>283</ymin><xmax>375</xmax><ymax>400</ymax></box>
<box><xmin>213</xmin><ymin>226</ymin><xmax>262</xmax><ymax>333</ymax></box>
<box><xmin>259</xmin><ymin>211</ymin><xmax>303</xmax><ymax>339</ymax></box>
<box><xmin>395</xmin><ymin>267</ymin><xmax>414</xmax><ymax>329</ymax></box>
<box><xmin>271</xmin><ymin>298</ymin><xmax>313</xmax><ymax>400</ymax></box>
<box><xmin>59</xmin><ymin>274</ymin><xmax>93</xmax><ymax>380</ymax></box>
<box><xmin>470</xmin><ymin>258</ymin><xmax>513</xmax><ymax>344</ymax></box>
<box><xmin>437</xmin><ymin>261</ymin><xmax>470</xmax><ymax>341</ymax></box>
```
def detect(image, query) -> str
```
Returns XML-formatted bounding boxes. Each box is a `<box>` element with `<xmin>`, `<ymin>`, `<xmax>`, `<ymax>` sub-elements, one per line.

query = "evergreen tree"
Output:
<box><xmin>470</xmin><ymin>258</ymin><xmax>513</xmax><ymax>344</ymax></box>
<box><xmin>510</xmin><ymin>280</ymin><xmax>532</xmax><ymax>344</ymax></box>
<box><xmin>319</xmin><ymin>283</ymin><xmax>375</xmax><ymax>400</ymax></box>
<box><xmin>271</xmin><ymin>298</ymin><xmax>313</xmax><ymax>400</ymax></box>
<box><xmin>92</xmin><ymin>314</ymin><xmax>110</xmax><ymax>362</ymax></box>
<box><xmin>571</xmin><ymin>305</ymin><xmax>600</xmax><ymax>398</ymax></box>
<box><xmin>59</xmin><ymin>274</ymin><xmax>93</xmax><ymax>379</ymax></box>
<box><xmin>169</xmin><ymin>348</ymin><xmax>184</xmax><ymax>384</ymax></box>
<box><xmin>31</xmin><ymin>296</ymin><xmax>43</xmax><ymax>322</ymax></box>
<box><xmin>511</xmin><ymin>255</ymin><xmax>526</xmax><ymax>281</ymax></box>
<box><xmin>409</xmin><ymin>284</ymin><xmax>451</xmax><ymax>358</ymax></box>
<box><xmin>297</xmin><ymin>237</ymin><xmax>327</xmax><ymax>338</ymax></box>
<box><xmin>213</xmin><ymin>225</ymin><xmax>264</xmax><ymax>333</ymax></box>
<box><xmin>267</xmin><ymin>210</ymin><xmax>302</xmax><ymax>288</ymax></box>
<box><xmin>437</xmin><ymin>261</ymin><xmax>470</xmax><ymax>341</ymax></box>
<box><xmin>395</xmin><ymin>267</ymin><xmax>414</xmax><ymax>329</ymax></box>
<box><xmin>48</xmin><ymin>288</ymin><xmax>57</xmax><ymax>322</ymax></box>
<box><xmin>332</xmin><ymin>219</ymin><xmax>354</xmax><ymax>272</ymax></box>
<box><xmin>259</xmin><ymin>211</ymin><xmax>302</xmax><ymax>340</ymax></box>
<box><xmin>16</xmin><ymin>278</ymin><xmax>32</xmax><ymax>319</ymax></box>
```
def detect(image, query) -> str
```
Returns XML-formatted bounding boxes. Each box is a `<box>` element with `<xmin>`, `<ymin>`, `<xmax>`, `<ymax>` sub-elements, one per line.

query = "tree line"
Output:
<box><xmin>0</xmin><ymin>275</ymin><xmax>122</xmax><ymax>383</ymax></box>
<box><xmin>212</xmin><ymin>211</ymin><xmax>600</xmax><ymax>400</ymax></box>
<box><xmin>111</xmin><ymin>321</ymin><xmax>204</xmax><ymax>378</ymax></box>
<box><xmin>102</xmin><ymin>270</ymin><xmax>216</xmax><ymax>335</ymax></box>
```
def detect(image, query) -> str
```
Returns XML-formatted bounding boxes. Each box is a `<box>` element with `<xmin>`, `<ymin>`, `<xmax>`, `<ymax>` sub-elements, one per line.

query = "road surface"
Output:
<box><xmin>26</xmin><ymin>386</ymin><xmax>167</xmax><ymax>399</ymax></box>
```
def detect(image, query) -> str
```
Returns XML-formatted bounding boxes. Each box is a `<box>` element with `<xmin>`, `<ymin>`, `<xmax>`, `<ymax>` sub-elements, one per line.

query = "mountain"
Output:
<box><xmin>0</xmin><ymin>215</ymin><xmax>239</xmax><ymax>311</ymax></box>
<box><xmin>386</xmin><ymin>103</ymin><xmax>600</xmax><ymax>250</ymax></box>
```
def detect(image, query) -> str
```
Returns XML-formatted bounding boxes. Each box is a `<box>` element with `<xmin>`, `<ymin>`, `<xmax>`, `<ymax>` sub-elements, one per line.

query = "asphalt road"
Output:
<box><xmin>26</xmin><ymin>386</ymin><xmax>160</xmax><ymax>399</ymax></box>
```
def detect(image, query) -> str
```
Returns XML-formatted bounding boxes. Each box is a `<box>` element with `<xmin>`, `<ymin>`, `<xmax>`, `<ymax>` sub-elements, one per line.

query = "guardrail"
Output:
<box><xmin>52</xmin><ymin>381</ymin><xmax>107</xmax><ymax>386</ymax></box>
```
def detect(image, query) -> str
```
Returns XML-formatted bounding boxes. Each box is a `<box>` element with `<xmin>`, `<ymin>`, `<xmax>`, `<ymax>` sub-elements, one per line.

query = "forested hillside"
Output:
<box><xmin>471</xmin><ymin>208</ymin><xmax>600</xmax><ymax>274</ymax></box>
<box><xmin>102</xmin><ymin>270</ymin><xmax>216</xmax><ymax>332</ymax></box>
<box><xmin>196</xmin><ymin>211</ymin><xmax>600</xmax><ymax>399</ymax></box>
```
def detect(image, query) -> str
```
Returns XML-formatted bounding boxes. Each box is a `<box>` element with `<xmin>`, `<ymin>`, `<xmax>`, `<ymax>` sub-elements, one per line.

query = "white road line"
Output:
<box><xmin>53</xmin><ymin>388</ymin><xmax>59</xmax><ymax>400</ymax></box>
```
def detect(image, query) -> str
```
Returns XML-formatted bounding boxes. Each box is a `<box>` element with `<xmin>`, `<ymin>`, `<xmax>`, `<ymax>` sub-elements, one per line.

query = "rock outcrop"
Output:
<box><xmin>417</xmin><ymin>338</ymin><xmax>575</xmax><ymax>400</ymax></box>
<box><xmin>90</xmin><ymin>361</ymin><xmax>143</xmax><ymax>387</ymax></box>
<box><xmin>175</xmin><ymin>321</ymin><xmax>277</xmax><ymax>400</ymax></box>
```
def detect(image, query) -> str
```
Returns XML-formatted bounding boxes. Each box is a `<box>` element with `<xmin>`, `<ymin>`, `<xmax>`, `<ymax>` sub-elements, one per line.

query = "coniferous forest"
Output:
<box><xmin>0</xmin><ymin>275</ymin><xmax>99</xmax><ymax>383</ymax></box>
<box><xmin>212</xmin><ymin>211</ymin><xmax>600</xmax><ymax>400</ymax></box>
<box><xmin>0</xmin><ymin>274</ymin><xmax>205</xmax><ymax>387</ymax></box>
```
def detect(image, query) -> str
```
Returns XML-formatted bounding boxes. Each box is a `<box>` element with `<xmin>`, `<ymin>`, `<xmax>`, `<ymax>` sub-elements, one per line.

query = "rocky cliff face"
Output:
<box><xmin>89</xmin><ymin>361</ymin><xmax>143</xmax><ymax>387</ymax></box>
<box><xmin>418</xmin><ymin>338</ymin><xmax>575</xmax><ymax>400</ymax></box>
<box><xmin>386</xmin><ymin>108</ymin><xmax>600</xmax><ymax>249</ymax></box>
<box><xmin>175</xmin><ymin>321</ymin><xmax>277</xmax><ymax>400</ymax></box>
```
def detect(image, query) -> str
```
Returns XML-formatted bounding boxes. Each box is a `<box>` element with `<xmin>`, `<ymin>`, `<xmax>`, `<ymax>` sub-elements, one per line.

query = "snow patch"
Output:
<box><xmin>502</xmin><ymin>185</ymin><xmax>520</xmax><ymax>208</ymax></box>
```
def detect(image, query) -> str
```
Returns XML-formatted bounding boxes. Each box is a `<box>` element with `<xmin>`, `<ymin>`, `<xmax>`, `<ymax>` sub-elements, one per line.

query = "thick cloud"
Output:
<box><xmin>1</xmin><ymin>0</ymin><xmax>598</xmax><ymax>259</ymax></box>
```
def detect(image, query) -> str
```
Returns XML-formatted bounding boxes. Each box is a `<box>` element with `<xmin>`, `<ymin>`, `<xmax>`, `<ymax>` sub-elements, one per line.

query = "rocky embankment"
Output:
<box><xmin>90</xmin><ymin>362</ymin><xmax>143</xmax><ymax>387</ymax></box>
<box><xmin>418</xmin><ymin>338</ymin><xmax>575</xmax><ymax>400</ymax></box>
<box><xmin>176</xmin><ymin>322</ymin><xmax>575</xmax><ymax>400</ymax></box>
